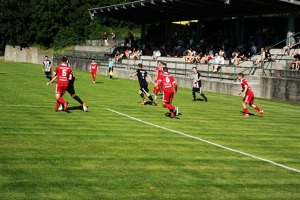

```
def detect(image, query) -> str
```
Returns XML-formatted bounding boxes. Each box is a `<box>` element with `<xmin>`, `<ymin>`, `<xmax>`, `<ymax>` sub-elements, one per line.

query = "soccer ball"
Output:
<box><xmin>58</xmin><ymin>104</ymin><xmax>63</xmax><ymax>111</ymax></box>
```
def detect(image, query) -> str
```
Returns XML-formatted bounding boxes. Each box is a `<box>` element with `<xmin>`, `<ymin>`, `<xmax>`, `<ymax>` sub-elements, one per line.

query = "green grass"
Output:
<box><xmin>0</xmin><ymin>61</ymin><xmax>299</xmax><ymax>200</ymax></box>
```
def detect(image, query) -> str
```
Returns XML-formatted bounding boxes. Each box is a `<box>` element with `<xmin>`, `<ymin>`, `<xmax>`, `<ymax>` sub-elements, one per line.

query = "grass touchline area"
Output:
<box><xmin>106</xmin><ymin>108</ymin><xmax>300</xmax><ymax>173</ymax></box>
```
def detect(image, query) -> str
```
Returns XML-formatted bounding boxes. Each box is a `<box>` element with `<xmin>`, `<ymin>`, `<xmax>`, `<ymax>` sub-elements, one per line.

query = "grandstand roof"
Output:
<box><xmin>88</xmin><ymin>0</ymin><xmax>300</xmax><ymax>23</ymax></box>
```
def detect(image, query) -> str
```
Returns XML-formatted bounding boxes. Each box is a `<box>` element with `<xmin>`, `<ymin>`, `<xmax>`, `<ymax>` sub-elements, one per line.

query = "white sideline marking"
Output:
<box><xmin>106</xmin><ymin>108</ymin><xmax>300</xmax><ymax>173</ymax></box>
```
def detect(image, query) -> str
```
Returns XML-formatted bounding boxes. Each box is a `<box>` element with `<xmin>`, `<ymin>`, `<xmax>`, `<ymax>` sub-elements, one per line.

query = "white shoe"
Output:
<box><xmin>58</xmin><ymin>104</ymin><xmax>63</xmax><ymax>111</ymax></box>
<box><xmin>82</xmin><ymin>103</ymin><xmax>88</xmax><ymax>112</ymax></box>
<box><xmin>175</xmin><ymin>106</ymin><xmax>179</xmax><ymax>116</ymax></box>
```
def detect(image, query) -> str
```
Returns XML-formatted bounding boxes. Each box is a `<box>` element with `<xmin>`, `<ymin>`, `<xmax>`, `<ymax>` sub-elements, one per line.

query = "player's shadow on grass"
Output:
<box><xmin>240</xmin><ymin>111</ymin><xmax>255</xmax><ymax>116</ymax></box>
<box><xmin>164</xmin><ymin>112</ymin><xmax>182</xmax><ymax>119</ymax></box>
<box><xmin>95</xmin><ymin>81</ymin><xmax>104</xmax><ymax>84</ymax></box>
<box><xmin>68</xmin><ymin>106</ymin><xmax>85</xmax><ymax>111</ymax></box>
<box><xmin>194</xmin><ymin>98</ymin><xmax>205</xmax><ymax>101</ymax></box>
<box><xmin>138</xmin><ymin>101</ymin><xmax>158</xmax><ymax>106</ymax></box>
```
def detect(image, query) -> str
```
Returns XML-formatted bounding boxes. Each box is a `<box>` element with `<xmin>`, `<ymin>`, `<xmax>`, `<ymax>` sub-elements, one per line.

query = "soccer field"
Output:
<box><xmin>0</xmin><ymin>61</ymin><xmax>299</xmax><ymax>199</ymax></box>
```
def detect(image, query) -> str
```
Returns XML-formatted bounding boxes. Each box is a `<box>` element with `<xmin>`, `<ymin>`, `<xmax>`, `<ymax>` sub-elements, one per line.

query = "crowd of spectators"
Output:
<box><xmin>111</xmin><ymin>26</ymin><xmax>299</xmax><ymax>72</ymax></box>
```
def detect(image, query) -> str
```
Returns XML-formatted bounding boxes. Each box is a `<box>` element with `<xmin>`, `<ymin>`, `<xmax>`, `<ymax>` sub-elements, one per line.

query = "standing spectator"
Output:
<box><xmin>250</xmin><ymin>42</ymin><xmax>257</xmax><ymax>55</ymax></box>
<box><xmin>130</xmin><ymin>63</ymin><xmax>157</xmax><ymax>106</ymax></box>
<box><xmin>111</xmin><ymin>32</ymin><xmax>117</xmax><ymax>45</ymax></box>
<box><xmin>283</xmin><ymin>35</ymin><xmax>296</xmax><ymax>55</ymax></box>
<box><xmin>192</xmin><ymin>67</ymin><xmax>207</xmax><ymax>102</ymax></box>
<box><xmin>90</xmin><ymin>59</ymin><xmax>98</xmax><ymax>84</ymax></box>
<box><xmin>158</xmin><ymin>66</ymin><xmax>178</xmax><ymax>118</ymax></box>
<box><xmin>237</xmin><ymin>73</ymin><xmax>264</xmax><ymax>117</ymax></box>
<box><xmin>42</xmin><ymin>55</ymin><xmax>52</xmax><ymax>81</ymax></box>
<box><xmin>108</xmin><ymin>58</ymin><xmax>114</xmax><ymax>80</ymax></box>
<box><xmin>46</xmin><ymin>56</ymin><xmax>72</xmax><ymax>112</ymax></box>
<box><xmin>103</xmin><ymin>32</ymin><xmax>108</xmax><ymax>46</ymax></box>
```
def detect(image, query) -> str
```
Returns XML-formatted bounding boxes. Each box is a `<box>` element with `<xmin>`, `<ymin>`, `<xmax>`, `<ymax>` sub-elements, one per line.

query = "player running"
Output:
<box><xmin>130</xmin><ymin>63</ymin><xmax>157</xmax><ymax>106</ymax></box>
<box><xmin>237</xmin><ymin>73</ymin><xmax>264</xmax><ymax>117</ymax></box>
<box><xmin>46</xmin><ymin>56</ymin><xmax>72</xmax><ymax>112</ymax></box>
<box><xmin>153</xmin><ymin>61</ymin><xmax>164</xmax><ymax>100</ymax></box>
<box><xmin>157</xmin><ymin>66</ymin><xmax>178</xmax><ymax>118</ymax></box>
<box><xmin>192</xmin><ymin>67</ymin><xmax>207</xmax><ymax>102</ymax></box>
<box><xmin>90</xmin><ymin>59</ymin><xmax>98</xmax><ymax>84</ymax></box>
<box><xmin>58</xmin><ymin>71</ymin><xmax>88</xmax><ymax>112</ymax></box>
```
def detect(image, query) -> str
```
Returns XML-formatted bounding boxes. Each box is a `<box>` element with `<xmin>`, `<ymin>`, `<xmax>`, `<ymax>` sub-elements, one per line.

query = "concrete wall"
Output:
<box><xmin>4</xmin><ymin>45</ymin><xmax>53</xmax><ymax>65</ymax></box>
<box><xmin>260</xmin><ymin>77</ymin><xmax>300</xmax><ymax>103</ymax></box>
<box><xmin>4</xmin><ymin>45</ymin><xmax>300</xmax><ymax>103</ymax></box>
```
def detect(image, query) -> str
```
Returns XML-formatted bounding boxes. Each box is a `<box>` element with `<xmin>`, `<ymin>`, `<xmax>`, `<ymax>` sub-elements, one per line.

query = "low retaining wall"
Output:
<box><xmin>4</xmin><ymin>45</ymin><xmax>53</xmax><ymax>65</ymax></box>
<box><xmin>4</xmin><ymin>45</ymin><xmax>300</xmax><ymax>103</ymax></box>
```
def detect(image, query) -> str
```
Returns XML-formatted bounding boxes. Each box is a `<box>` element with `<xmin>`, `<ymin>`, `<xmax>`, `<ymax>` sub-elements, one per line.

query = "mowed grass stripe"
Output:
<box><xmin>0</xmin><ymin>61</ymin><xmax>299</xmax><ymax>199</ymax></box>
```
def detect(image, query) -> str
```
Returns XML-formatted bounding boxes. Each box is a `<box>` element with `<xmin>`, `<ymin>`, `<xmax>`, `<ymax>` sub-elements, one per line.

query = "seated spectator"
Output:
<box><xmin>291</xmin><ymin>53</ymin><xmax>300</xmax><ymax>71</ymax></box>
<box><xmin>183</xmin><ymin>48</ymin><xmax>196</xmax><ymax>63</ymax></box>
<box><xmin>263</xmin><ymin>48</ymin><xmax>272</xmax><ymax>62</ymax></box>
<box><xmin>125</xmin><ymin>48</ymin><xmax>132</xmax><ymax>59</ymax></box>
<box><xmin>212</xmin><ymin>53</ymin><xmax>225</xmax><ymax>72</ymax></box>
<box><xmin>212</xmin><ymin>53</ymin><xmax>220</xmax><ymax>72</ymax></box>
<box><xmin>114</xmin><ymin>50</ymin><xmax>124</xmax><ymax>63</ymax></box>
<box><xmin>283</xmin><ymin>35</ymin><xmax>296</xmax><ymax>56</ymax></box>
<box><xmin>194</xmin><ymin>51</ymin><xmax>202</xmax><ymax>63</ymax></box>
<box><xmin>200</xmin><ymin>54</ymin><xmax>213</xmax><ymax>64</ymax></box>
<box><xmin>132</xmin><ymin>49</ymin><xmax>142</xmax><ymax>60</ymax></box>
<box><xmin>152</xmin><ymin>49</ymin><xmax>161</xmax><ymax>60</ymax></box>
<box><xmin>230</xmin><ymin>52</ymin><xmax>241</xmax><ymax>65</ymax></box>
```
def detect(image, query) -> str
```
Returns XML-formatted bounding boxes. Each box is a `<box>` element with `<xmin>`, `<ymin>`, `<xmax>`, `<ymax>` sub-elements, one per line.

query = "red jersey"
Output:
<box><xmin>90</xmin><ymin>62</ymin><xmax>98</xmax><ymax>70</ymax></box>
<box><xmin>54</xmin><ymin>64</ymin><xmax>72</xmax><ymax>85</ymax></box>
<box><xmin>155</xmin><ymin>66</ymin><xmax>164</xmax><ymax>81</ymax></box>
<box><xmin>241</xmin><ymin>78</ymin><xmax>254</xmax><ymax>96</ymax></box>
<box><xmin>158</xmin><ymin>72</ymin><xmax>177</xmax><ymax>92</ymax></box>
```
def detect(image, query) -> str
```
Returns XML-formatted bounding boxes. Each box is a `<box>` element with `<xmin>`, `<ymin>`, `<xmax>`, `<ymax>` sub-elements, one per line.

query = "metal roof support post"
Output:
<box><xmin>236</xmin><ymin>13</ymin><xmax>244</xmax><ymax>47</ymax></box>
<box><xmin>287</xmin><ymin>11</ymin><xmax>296</xmax><ymax>45</ymax></box>
<box><xmin>196</xmin><ymin>19</ymin><xmax>203</xmax><ymax>44</ymax></box>
<box><xmin>141</xmin><ymin>23</ymin><xmax>146</xmax><ymax>48</ymax></box>
<box><xmin>165</xmin><ymin>21</ymin><xmax>172</xmax><ymax>47</ymax></box>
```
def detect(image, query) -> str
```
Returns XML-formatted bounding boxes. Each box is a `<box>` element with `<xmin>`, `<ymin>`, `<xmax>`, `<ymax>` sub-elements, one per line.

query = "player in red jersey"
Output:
<box><xmin>237</xmin><ymin>73</ymin><xmax>264</xmax><ymax>117</ymax></box>
<box><xmin>46</xmin><ymin>56</ymin><xmax>72</xmax><ymax>112</ymax></box>
<box><xmin>90</xmin><ymin>59</ymin><xmax>98</xmax><ymax>84</ymax></box>
<box><xmin>157</xmin><ymin>66</ymin><xmax>178</xmax><ymax>118</ymax></box>
<box><xmin>153</xmin><ymin>61</ymin><xmax>164</xmax><ymax>100</ymax></box>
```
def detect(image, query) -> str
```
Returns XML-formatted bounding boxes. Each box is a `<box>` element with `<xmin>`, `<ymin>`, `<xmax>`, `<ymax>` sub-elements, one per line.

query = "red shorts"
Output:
<box><xmin>243</xmin><ymin>92</ymin><xmax>254</xmax><ymax>105</ymax></box>
<box><xmin>163</xmin><ymin>91</ymin><xmax>174</xmax><ymax>103</ymax></box>
<box><xmin>91</xmin><ymin>70</ymin><xmax>97</xmax><ymax>76</ymax></box>
<box><xmin>153</xmin><ymin>85</ymin><xmax>159</xmax><ymax>95</ymax></box>
<box><xmin>55</xmin><ymin>84</ymin><xmax>68</xmax><ymax>95</ymax></box>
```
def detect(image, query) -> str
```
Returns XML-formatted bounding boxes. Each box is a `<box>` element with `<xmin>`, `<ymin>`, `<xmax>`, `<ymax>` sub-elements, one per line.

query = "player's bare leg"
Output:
<box><xmin>242</xmin><ymin>102</ymin><xmax>249</xmax><ymax>117</ymax></box>
<box><xmin>250</xmin><ymin>104</ymin><xmax>264</xmax><ymax>117</ymax></box>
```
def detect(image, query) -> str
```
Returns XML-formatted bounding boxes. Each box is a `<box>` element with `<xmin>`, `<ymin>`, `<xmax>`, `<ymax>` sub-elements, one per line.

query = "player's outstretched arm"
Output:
<box><xmin>46</xmin><ymin>75</ymin><xmax>58</xmax><ymax>86</ymax></box>
<box><xmin>130</xmin><ymin>72</ymin><xmax>137</xmax><ymax>77</ymax></box>
<box><xmin>147</xmin><ymin>74</ymin><xmax>154</xmax><ymax>84</ymax></box>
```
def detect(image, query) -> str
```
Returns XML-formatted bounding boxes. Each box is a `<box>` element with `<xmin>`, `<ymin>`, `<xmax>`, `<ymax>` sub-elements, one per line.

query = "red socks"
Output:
<box><xmin>255</xmin><ymin>106</ymin><xmax>261</xmax><ymax>112</ymax></box>
<box><xmin>163</xmin><ymin>103</ymin><xmax>175</xmax><ymax>111</ymax></box>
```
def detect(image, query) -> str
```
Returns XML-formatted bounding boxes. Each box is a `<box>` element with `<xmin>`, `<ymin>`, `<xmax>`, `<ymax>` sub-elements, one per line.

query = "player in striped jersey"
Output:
<box><xmin>42</xmin><ymin>55</ymin><xmax>52</xmax><ymax>81</ymax></box>
<box><xmin>192</xmin><ymin>67</ymin><xmax>207</xmax><ymax>102</ymax></box>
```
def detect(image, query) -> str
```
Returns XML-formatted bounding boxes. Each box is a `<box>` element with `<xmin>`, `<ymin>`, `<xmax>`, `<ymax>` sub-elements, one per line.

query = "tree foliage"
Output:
<box><xmin>0</xmin><ymin>0</ymin><xmax>140</xmax><ymax>55</ymax></box>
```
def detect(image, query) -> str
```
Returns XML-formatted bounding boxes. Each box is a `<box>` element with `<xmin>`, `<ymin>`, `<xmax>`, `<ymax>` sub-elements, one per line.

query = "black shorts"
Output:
<box><xmin>193</xmin><ymin>87</ymin><xmax>202</xmax><ymax>93</ymax></box>
<box><xmin>140</xmin><ymin>86</ymin><xmax>149</xmax><ymax>94</ymax></box>
<box><xmin>45</xmin><ymin>71</ymin><xmax>51</xmax><ymax>77</ymax></box>
<box><xmin>67</xmin><ymin>82</ymin><xmax>75</xmax><ymax>95</ymax></box>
